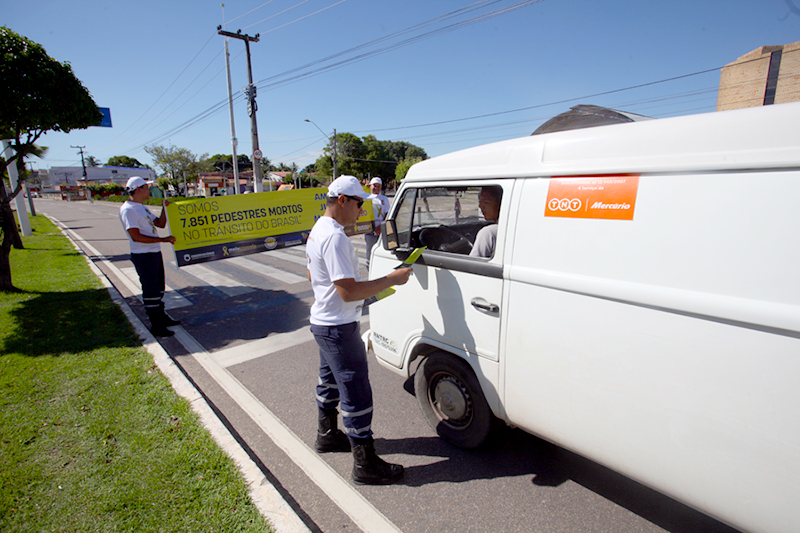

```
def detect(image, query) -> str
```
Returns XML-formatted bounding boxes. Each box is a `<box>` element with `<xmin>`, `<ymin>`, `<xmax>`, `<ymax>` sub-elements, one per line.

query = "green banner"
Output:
<box><xmin>166</xmin><ymin>187</ymin><xmax>374</xmax><ymax>266</ymax></box>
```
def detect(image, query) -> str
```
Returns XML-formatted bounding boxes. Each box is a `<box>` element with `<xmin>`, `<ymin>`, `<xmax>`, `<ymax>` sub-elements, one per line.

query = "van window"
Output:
<box><xmin>392</xmin><ymin>186</ymin><xmax>498</xmax><ymax>258</ymax></box>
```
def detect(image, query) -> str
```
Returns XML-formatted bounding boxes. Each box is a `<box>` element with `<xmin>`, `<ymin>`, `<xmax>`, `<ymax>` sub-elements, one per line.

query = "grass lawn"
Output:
<box><xmin>0</xmin><ymin>215</ymin><xmax>274</xmax><ymax>532</ymax></box>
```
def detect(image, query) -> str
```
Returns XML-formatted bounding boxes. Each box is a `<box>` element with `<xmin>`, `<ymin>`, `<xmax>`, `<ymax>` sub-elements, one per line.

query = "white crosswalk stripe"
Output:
<box><xmin>120</xmin><ymin>267</ymin><xmax>192</xmax><ymax>310</ymax></box>
<box><xmin>225</xmin><ymin>256</ymin><xmax>307</xmax><ymax>285</ymax></box>
<box><xmin>180</xmin><ymin>263</ymin><xmax>256</xmax><ymax>296</ymax></box>
<box><xmin>264</xmin><ymin>248</ymin><xmax>308</xmax><ymax>266</ymax></box>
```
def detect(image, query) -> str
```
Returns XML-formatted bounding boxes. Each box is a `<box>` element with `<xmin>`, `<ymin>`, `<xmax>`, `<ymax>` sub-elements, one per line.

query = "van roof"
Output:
<box><xmin>405</xmin><ymin>102</ymin><xmax>800</xmax><ymax>181</ymax></box>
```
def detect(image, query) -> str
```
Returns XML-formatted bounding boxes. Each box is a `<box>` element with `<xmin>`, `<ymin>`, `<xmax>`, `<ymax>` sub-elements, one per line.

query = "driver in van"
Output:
<box><xmin>470</xmin><ymin>186</ymin><xmax>502</xmax><ymax>258</ymax></box>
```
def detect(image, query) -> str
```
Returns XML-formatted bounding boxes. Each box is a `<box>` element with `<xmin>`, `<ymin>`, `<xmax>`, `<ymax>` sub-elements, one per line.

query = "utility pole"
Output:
<box><xmin>71</xmin><ymin>145</ymin><xmax>87</xmax><ymax>201</ymax></box>
<box><xmin>71</xmin><ymin>145</ymin><xmax>87</xmax><ymax>180</ymax></box>
<box><xmin>217</xmin><ymin>27</ymin><xmax>263</xmax><ymax>193</ymax></box>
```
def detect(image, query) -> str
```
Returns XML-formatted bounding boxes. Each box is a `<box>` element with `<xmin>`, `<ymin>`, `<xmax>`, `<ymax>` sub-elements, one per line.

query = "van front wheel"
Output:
<box><xmin>414</xmin><ymin>352</ymin><xmax>494</xmax><ymax>449</ymax></box>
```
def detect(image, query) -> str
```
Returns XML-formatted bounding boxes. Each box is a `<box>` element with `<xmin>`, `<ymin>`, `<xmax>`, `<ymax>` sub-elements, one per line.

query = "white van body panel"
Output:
<box><xmin>368</xmin><ymin>102</ymin><xmax>800</xmax><ymax>533</ymax></box>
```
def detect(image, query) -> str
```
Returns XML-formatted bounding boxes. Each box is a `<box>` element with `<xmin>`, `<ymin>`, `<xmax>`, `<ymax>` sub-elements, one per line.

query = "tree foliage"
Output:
<box><xmin>313</xmin><ymin>133</ymin><xmax>427</xmax><ymax>182</ymax></box>
<box><xmin>144</xmin><ymin>144</ymin><xmax>208</xmax><ymax>192</ymax></box>
<box><xmin>395</xmin><ymin>157</ymin><xmax>424</xmax><ymax>182</ymax></box>
<box><xmin>106</xmin><ymin>155</ymin><xmax>149</xmax><ymax>169</ymax></box>
<box><xmin>206</xmin><ymin>153</ymin><xmax>252</xmax><ymax>173</ymax></box>
<box><xmin>0</xmin><ymin>26</ymin><xmax>102</xmax><ymax>290</ymax></box>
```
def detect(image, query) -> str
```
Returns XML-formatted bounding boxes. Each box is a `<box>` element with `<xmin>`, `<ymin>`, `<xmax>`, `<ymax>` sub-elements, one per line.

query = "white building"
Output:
<box><xmin>38</xmin><ymin>166</ymin><xmax>157</xmax><ymax>192</ymax></box>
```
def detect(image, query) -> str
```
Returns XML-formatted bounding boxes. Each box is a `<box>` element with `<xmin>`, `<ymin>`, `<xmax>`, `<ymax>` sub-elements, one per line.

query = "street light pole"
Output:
<box><xmin>304</xmin><ymin>119</ymin><xmax>338</xmax><ymax>180</ymax></box>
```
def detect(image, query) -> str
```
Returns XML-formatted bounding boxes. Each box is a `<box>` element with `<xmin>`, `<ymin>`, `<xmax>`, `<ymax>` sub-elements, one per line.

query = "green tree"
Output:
<box><xmin>312</xmin><ymin>133</ymin><xmax>427</xmax><ymax>181</ymax></box>
<box><xmin>144</xmin><ymin>144</ymin><xmax>208</xmax><ymax>195</ymax></box>
<box><xmin>396</xmin><ymin>157</ymin><xmax>423</xmax><ymax>182</ymax></box>
<box><xmin>85</xmin><ymin>155</ymin><xmax>101</xmax><ymax>167</ymax></box>
<box><xmin>106</xmin><ymin>155</ymin><xmax>149</xmax><ymax>169</ymax></box>
<box><xmin>0</xmin><ymin>26</ymin><xmax>102</xmax><ymax>290</ymax></box>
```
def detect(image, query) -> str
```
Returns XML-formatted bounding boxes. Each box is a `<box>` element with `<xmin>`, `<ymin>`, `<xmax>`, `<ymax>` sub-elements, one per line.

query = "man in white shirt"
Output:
<box><xmin>119</xmin><ymin>176</ymin><xmax>179</xmax><ymax>337</ymax></box>
<box><xmin>470</xmin><ymin>186</ymin><xmax>502</xmax><ymax>258</ymax></box>
<box><xmin>364</xmin><ymin>177</ymin><xmax>391</xmax><ymax>270</ymax></box>
<box><xmin>306</xmin><ymin>175</ymin><xmax>412</xmax><ymax>485</ymax></box>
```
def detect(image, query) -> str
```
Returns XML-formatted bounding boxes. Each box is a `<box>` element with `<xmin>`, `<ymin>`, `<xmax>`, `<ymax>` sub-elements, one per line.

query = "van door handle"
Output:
<box><xmin>471</xmin><ymin>298</ymin><xmax>499</xmax><ymax>313</ymax></box>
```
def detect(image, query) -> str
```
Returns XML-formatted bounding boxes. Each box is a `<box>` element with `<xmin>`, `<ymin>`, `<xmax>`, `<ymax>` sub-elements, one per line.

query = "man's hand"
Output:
<box><xmin>386</xmin><ymin>266</ymin><xmax>412</xmax><ymax>285</ymax></box>
<box><xmin>333</xmin><ymin>266</ymin><xmax>413</xmax><ymax>302</ymax></box>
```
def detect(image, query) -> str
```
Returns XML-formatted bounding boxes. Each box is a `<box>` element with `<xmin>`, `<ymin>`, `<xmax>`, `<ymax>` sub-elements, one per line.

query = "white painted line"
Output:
<box><xmin>173</xmin><ymin>327</ymin><xmax>401</xmax><ymax>533</ymax></box>
<box><xmin>47</xmin><ymin>217</ymin><xmax>189</xmax><ymax>311</ymax></box>
<box><xmin>181</xmin><ymin>263</ymin><xmax>255</xmax><ymax>296</ymax></box>
<box><xmin>120</xmin><ymin>267</ymin><xmax>192</xmax><ymax>310</ymax></box>
<box><xmin>264</xmin><ymin>249</ymin><xmax>308</xmax><ymax>266</ymax></box>
<box><xmin>226</xmin><ymin>256</ymin><xmax>307</xmax><ymax>285</ymax></box>
<box><xmin>213</xmin><ymin>315</ymin><xmax>370</xmax><ymax>369</ymax></box>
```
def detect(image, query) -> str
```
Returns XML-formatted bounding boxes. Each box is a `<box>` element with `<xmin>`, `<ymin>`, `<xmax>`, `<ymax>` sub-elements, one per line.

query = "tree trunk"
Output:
<box><xmin>0</xmin><ymin>217</ymin><xmax>14</xmax><ymax>291</ymax></box>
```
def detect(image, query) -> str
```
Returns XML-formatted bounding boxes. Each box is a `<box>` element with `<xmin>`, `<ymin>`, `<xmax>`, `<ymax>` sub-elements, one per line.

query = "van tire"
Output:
<box><xmin>415</xmin><ymin>352</ymin><xmax>494</xmax><ymax>449</ymax></box>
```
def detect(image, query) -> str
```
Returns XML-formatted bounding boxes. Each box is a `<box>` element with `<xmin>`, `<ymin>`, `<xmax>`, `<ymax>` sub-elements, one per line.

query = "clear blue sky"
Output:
<box><xmin>6</xmin><ymin>0</ymin><xmax>800</xmax><ymax>173</ymax></box>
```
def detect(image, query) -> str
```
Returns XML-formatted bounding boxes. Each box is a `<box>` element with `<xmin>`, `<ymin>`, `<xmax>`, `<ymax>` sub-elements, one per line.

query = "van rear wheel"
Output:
<box><xmin>415</xmin><ymin>352</ymin><xmax>494</xmax><ymax>449</ymax></box>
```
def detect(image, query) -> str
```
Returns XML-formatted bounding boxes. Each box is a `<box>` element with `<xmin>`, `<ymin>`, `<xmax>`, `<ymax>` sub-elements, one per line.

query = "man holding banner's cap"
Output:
<box><xmin>119</xmin><ymin>176</ymin><xmax>179</xmax><ymax>337</ymax></box>
<box><xmin>306</xmin><ymin>175</ymin><xmax>412</xmax><ymax>485</ymax></box>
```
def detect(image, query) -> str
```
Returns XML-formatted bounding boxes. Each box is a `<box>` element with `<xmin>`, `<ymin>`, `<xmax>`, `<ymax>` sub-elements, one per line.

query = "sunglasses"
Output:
<box><xmin>345</xmin><ymin>195</ymin><xmax>364</xmax><ymax>208</ymax></box>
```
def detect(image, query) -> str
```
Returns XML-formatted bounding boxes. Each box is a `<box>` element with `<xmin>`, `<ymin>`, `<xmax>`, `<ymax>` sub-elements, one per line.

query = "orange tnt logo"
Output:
<box><xmin>545</xmin><ymin>175</ymin><xmax>639</xmax><ymax>220</ymax></box>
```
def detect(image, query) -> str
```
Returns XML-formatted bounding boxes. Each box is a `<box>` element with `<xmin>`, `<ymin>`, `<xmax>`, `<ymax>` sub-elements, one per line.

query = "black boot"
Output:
<box><xmin>161</xmin><ymin>313</ymin><xmax>181</xmax><ymax>327</ymax></box>
<box><xmin>159</xmin><ymin>304</ymin><xmax>181</xmax><ymax>326</ymax></box>
<box><xmin>351</xmin><ymin>438</ymin><xmax>403</xmax><ymax>485</ymax></box>
<box><xmin>315</xmin><ymin>410</ymin><xmax>351</xmax><ymax>453</ymax></box>
<box><xmin>148</xmin><ymin>312</ymin><xmax>174</xmax><ymax>337</ymax></box>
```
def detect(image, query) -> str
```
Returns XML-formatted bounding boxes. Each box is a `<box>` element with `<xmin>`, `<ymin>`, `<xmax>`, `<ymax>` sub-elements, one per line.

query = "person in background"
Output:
<box><xmin>470</xmin><ymin>185</ymin><xmax>502</xmax><ymax>258</ymax></box>
<box><xmin>306</xmin><ymin>175</ymin><xmax>412</xmax><ymax>485</ymax></box>
<box><xmin>365</xmin><ymin>177</ymin><xmax>391</xmax><ymax>270</ymax></box>
<box><xmin>119</xmin><ymin>176</ymin><xmax>180</xmax><ymax>337</ymax></box>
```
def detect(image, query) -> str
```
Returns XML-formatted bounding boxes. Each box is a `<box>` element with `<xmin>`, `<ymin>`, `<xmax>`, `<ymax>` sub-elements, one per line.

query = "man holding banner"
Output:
<box><xmin>306</xmin><ymin>175</ymin><xmax>412</xmax><ymax>485</ymax></box>
<box><xmin>119</xmin><ymin>176</ymin><xmax>180</xmax><ymax>337</ymax></box>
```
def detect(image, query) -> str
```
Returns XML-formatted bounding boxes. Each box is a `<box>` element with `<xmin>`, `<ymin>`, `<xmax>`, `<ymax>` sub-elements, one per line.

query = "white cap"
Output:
<box><xmin>125</xmin><ymin>176</ymin><xmax>154</xmax><ymax>192</ymax></box>
<box><xmin>327</xmin><ymin>175</ymin><xmax>371</xmax><ymax>199</ymax></box>
<box><xmin>369</xmin><ymin>177</ymin><xmax>382</xmax><ymax>186</ymax></box>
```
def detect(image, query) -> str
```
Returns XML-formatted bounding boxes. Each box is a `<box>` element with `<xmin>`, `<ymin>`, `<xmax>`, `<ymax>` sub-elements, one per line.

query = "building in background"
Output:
<box><xmin>38</xmin><ymin>166</ymin><xmax>157</xmax><ymax>192</ymax></box>
<box><xmin>717</xmin><ymin>40</ymin><xmax>800</xmax><ymax>111</ymax></box>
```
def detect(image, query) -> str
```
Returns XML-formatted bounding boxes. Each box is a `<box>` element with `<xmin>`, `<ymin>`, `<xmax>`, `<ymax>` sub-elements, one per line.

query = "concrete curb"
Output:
<box><xmin>51</xmin><ymin>214</ymin><xmax>311</xmax><ymax>533</ymax></box>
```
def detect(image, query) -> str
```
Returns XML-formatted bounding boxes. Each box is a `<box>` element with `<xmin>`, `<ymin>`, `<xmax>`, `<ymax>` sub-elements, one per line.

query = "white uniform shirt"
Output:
<box><xmin>306</xmin><ymin>216</ymin><xmax>362</xmax><ymax>325</ymax></box>
<box><xmin>119</xmin><ymin>201</ymin><xmax>161</xmax><ymax>254</ymax></box>
<box><xmin>469</xmin><ymin>224</ymin><xmax>498</xmax><ymax>258</ymax></box>
<box><xmin>370</xmin><ymin>194</ymin><xmax>391</xmax><ymax>225</ymax></box>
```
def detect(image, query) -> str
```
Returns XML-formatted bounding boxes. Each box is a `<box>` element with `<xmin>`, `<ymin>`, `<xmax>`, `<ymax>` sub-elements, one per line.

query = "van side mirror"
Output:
<box><xmin>381</xmin><ymin>220</ymin><xmax>399</xmax><ymax>251</ymax></box>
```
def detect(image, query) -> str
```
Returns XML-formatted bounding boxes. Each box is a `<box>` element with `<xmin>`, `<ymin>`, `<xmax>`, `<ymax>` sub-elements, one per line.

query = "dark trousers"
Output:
<box><xmin>311</xmin><ymin>321</ymin><xmax>373</xmax><ymax>443</ymax></box>
<box><xmin>130</xmin><ymin>252</ymin><xmax>166</xmax><ymax>322</ymax></box>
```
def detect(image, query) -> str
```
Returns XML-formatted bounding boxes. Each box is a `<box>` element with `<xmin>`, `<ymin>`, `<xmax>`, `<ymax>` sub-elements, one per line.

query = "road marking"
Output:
<box><xmin>225</xmin><ymin>255</ymin><xmax>307</xmax><ymax>285</ymax></box>
<box><xmin>48</xmin><ymin>217</ymin><xmax>191</xmax><ymax>309</ymax></box>
<box><xmin>180</xmin><ymin>263</ymin><xmax>255</xmax><ymax>296</ymax></box>
<box><xmin>212</xmin><ymin>314</ymin><xmax>369</xmax><ymax>368</ymax></box>
<box><xmin>172</xmin><ymin>326</ymin><xmax>400</xmax><ymax>533</ymax></box>
<box><xmin>120</xmin><ymin>267</ymin><xmax>192</xmax><ymax>310</ymax></box>
<box><xmin>264</xmin><ymin>248</ymin><xmax>308</xmax><ymax>266</ymax></box>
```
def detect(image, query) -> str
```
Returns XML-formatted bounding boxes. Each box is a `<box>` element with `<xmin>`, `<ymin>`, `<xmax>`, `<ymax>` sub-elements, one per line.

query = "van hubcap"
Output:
<box><xmin>432</xmin><ymin>375</ymin><xmax>472</xmax><ymax>425</ymax></box>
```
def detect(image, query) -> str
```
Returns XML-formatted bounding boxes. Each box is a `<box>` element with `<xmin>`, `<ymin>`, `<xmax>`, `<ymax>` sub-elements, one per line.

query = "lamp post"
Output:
<box><xmin>304</xmin><ymin>119</ymin><xmax>337</xmax><ymax>180</ymax></box>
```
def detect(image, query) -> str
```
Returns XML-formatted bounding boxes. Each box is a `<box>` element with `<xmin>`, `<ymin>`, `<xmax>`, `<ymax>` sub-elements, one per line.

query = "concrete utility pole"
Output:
<box><xmin>71</xmin><ymin>145</ymin><xmax>87</xmax><ymax>179</ymax></box>
<box><xmin>71</xmin><ymin>145</ymin><xmax>88</xmax><ymax>202</ymax></box>
<box><xmin>217</xmin><ymin>27</ymin><xmax>263</xmax><ymax>193</ymax></box>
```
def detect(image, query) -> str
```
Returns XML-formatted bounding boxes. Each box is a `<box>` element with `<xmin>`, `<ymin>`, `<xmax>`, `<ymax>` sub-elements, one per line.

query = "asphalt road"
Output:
<box><xmin>33</xmin><ymin>198</ymin><xmax>740</xmax><ymax>533</ymax></box>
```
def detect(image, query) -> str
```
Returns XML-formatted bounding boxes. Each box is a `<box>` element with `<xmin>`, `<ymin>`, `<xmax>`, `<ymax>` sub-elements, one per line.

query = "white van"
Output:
<box><xmin>366</xmin><ymin>102</ymin><xmax>800</xmax><ymax>533</ymax></box>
